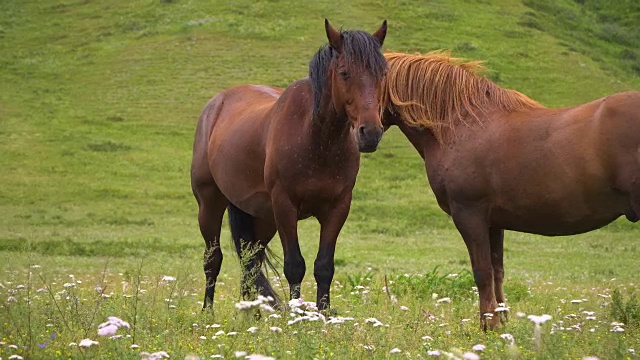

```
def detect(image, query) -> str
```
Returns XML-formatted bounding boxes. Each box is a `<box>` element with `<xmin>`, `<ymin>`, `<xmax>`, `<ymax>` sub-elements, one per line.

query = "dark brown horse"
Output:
<box><xmin>380</xmin><ymin>51</ymin><xmax>640</xmax><ymax>330</ymax></box>
<box><xmin>191</xmin><ymin>20</ymin><xmax>387</xmax><ymax>311</ymax></box>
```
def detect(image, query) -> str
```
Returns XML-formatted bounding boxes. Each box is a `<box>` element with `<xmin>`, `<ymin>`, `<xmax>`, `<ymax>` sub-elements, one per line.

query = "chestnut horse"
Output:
<box><xmin>380</xmin><ymin>51</ymin><xmax>640</xmax><ymax>330</ymax></box>
<box><xmin>191</xmin><ymin>20</ymin><xmax>387</xmax><ymax>311</ymax></box>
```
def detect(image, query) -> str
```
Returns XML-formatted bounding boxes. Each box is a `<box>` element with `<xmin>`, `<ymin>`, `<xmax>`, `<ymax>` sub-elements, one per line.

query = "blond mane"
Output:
<box><xmin>381</xmin><ymin>51</ymin><xmax>543</xmax><ymax>142</ymax></box>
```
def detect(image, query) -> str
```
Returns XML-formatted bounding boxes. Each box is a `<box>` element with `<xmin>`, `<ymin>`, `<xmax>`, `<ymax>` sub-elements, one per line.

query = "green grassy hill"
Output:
<box><xmin>2</xmin><ymin>0</ymin><xmax>638</xmax><ymax>257</ymax></box>
<box><xmin>1</xmin><ymin>1</ymin><xmax>639</xmax><ymax>358</ymax></box>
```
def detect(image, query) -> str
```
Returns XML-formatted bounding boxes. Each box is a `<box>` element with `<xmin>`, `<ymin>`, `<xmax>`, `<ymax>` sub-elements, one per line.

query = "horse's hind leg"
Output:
<box><xmin>490</xmin><ymin>227</ymin><xmax>508</xmax><ymax>323</ymax></box>
<box><xmin>253</xmin><ymin>217</ymin><xmax>281</xmax><ymax>306</ymax></box>
<box><xmin>193</xmin><ymin>181</ymin><xmax>228</xmax><ymax>309</ymax></box>
<box><xmin>228</xmin><ymin>205</ymin><xmax>280</xmax><ymax>307</ymax></box>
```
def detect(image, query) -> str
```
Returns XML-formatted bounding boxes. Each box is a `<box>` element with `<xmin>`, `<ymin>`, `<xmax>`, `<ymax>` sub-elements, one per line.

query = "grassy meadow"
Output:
<box><xmin>1</xmin><ymin>0</ymin><xmax>640</xmax><ymax>358</ymax></box>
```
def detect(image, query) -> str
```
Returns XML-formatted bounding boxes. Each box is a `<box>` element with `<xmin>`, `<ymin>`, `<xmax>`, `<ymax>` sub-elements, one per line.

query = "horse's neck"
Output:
<box><xmin>309</xmin><ymin>93</ymin><xmax>353</xmax><ymax>154</ymax></box>
<box><xmin>309</xmin><ymin>114</ymin><xmax>352</xmax><ymax>155</ymax></box>
<box><xmin>394</xmin><ymin>117</ymin><xmax>440</xmax><ymax>161</ymax></box>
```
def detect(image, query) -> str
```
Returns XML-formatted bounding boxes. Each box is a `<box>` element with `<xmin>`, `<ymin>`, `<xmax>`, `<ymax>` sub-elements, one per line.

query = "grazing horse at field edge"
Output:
<box><xmin>191</xmin><ymin>20</ymin><xmax>388</xmax><ymax>311</ymax></box>
<box><xmin>380</xmin><ymin>51</ymin><xmax>640</xmax><ymax>330</ymax></box>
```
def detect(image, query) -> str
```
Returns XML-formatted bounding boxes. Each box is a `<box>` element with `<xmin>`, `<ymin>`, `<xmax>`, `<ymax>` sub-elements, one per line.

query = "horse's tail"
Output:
<box><xmin>227</xmin><ymin>203</ymin><xmax>281</xmax><ymax>305</ymax></box>
<box><xmin>227</xmin><ymin>202</ymin><xmax>256</xmax><ymax>256</ymax></box>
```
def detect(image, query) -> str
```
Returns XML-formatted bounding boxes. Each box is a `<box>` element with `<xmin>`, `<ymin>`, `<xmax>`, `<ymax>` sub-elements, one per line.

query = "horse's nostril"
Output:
<box><xmin>358</xmin><ymin>125</ymin><xmax>366</xmax><ymax>137</ymax></box>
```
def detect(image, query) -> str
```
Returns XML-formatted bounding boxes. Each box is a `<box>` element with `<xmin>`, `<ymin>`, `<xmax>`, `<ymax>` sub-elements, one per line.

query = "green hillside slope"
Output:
<box><xmin>1</xmin><ymin>0</ymin><xmax>638</xmax><ymax>255</ymax></box>
<box><xmin>1</xmin><ymin>1</ymin><xmax>639</xmax><ymax>358</ymax></box>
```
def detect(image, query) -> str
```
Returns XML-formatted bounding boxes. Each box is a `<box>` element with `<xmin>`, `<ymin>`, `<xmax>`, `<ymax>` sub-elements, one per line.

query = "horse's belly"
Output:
<box><xmin>498</xmin><ymin>214</ymin><xmax>622</xmax><ymax>236</ymax></box>
<box><xmin>491</xmin><ymin>202</ymin><xmax>626</xmax><ymax>236</ymax></box>
<box><xmin>208</xmin><ymin>148</ymin><xmax>273</xmax><ymax>218</ymax></box>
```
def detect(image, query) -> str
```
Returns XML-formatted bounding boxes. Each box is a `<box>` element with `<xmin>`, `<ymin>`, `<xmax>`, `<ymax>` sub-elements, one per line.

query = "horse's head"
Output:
<box><xmin>325</xmin><ymin>19</ymin><xmax>387</xmax><ymax>153</ymax></box>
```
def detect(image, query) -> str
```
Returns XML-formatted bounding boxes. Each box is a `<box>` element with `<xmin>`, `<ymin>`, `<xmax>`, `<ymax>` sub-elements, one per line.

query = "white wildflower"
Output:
<box><xmin>162</xmin><ymin>275</ymin><xmax>176</xmax><ymax>282</ymax></box>
<box><xmin>427</xmin><ymin>350</ymin><xmax>441</xmax><ymax>357</ymax></box>
<box><xmin>98</xmin><ymin>316</ymin><xmax>130</xmax><ymax>336</ymax></box>
<box><xmin>463</xmin><ymin>352</ymin><xmax>480</xmax><ymax>360</ymax></box>
<box><xmin>78</xmin><ymin>338</ymin><xmax>99</xmax><ymax>347</ymax></box>
<box><xmin>97</xmin><ymin>323</ymin><xmax>118</xmax><ymax>337</ymax></box>
<box><xmin>527</xmin><ymin>314</ymin><xmax>552</xmax><ymax>325</ymax></box>
<box><xmin>472</xmin><ymin>344</ymin><xmax>486</xmax><ymax>352</ymax></box>
<box><xmin>235</xmin><ymin>351</ymin><xmax>247</xmax><ymax>358</ymax></box>
<box><xmin>141</xmin><ymin>351</ymin><xmax>170</xmax><ymax>359</ymax></box>
<box><xmin>500</xmin><ymin>333</ymin><xmax>515</xmax><ymax>344</ymax></box>
<box><xmin>269</xmin><ymin>326</ymin><xmax>282</xmax><ymax>333</ymax></box>
<box><xmin>389</xmin><ymin>348</ymin><xmax>402</xmax><ymax>354</ymax></box>
<box><xmin>246</xmin><ymin>355</ymin><xmax>275</xmax><ymax>360</ymax></box>
<box><xmin>246</xmin><ymin>326</ymin><xmax>259</xmax><ymax>333</ymax></box>
<box><xmin>364</xmin><ymin>317</ymin><xmax>384</xmax><ymax>327</ymax></box>
<box><xmin>436</xmin><ymin>297</ymin><xmax>451</xmax><ymax>303</ymax></box>
<box><xmin>611</xmin><ymin>326</ymin><xmax>625</xmax><ymax>333</ymax></box>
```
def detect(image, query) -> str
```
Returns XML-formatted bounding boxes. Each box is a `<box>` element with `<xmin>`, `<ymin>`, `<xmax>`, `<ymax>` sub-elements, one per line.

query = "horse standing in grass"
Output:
<box><xmin>191</xmin><ymin>20</ymin><xmax>388</xmax><ymax>311</ymax></box>
<box><xmin>380</xmin><ymin>51</ymin><xmax>640</xmax><ymax>330</ymax></box>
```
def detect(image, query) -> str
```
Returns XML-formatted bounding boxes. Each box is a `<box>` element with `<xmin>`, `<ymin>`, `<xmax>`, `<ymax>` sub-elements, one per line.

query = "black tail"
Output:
<box><xmin>227</xmin><ymin>203</ymin><xmax>282</xmax><ymax>305</ymax></box>
<box><xmin>227</xmin><ymin>202</ymin><xmax>256</xmax><ymax>256</ymax></box>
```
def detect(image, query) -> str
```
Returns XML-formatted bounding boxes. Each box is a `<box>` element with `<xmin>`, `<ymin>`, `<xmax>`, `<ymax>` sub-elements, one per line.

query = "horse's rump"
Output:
<box><xmin>204</xmin><ymin>85</ymin><xmax>284</xmax><ymax>217</ymax></box>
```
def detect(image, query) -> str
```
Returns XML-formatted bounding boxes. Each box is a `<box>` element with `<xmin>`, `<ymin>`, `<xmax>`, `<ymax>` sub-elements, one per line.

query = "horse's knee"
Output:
<box><xmin>284</xmin><ymin>254</ymin><xmax>306</xmax><ymax>284</ymax></box>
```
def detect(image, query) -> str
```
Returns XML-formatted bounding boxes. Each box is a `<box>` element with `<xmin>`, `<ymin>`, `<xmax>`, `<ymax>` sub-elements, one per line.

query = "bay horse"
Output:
<box><xmin>380</xmin><ymin>51</ymin><xmax>640</xmax><ymax>330</ymax></box>
<box><xmin>191</xmin><ymin>20</ymin><xmax>388</xmax><ymax>311</ymax></box>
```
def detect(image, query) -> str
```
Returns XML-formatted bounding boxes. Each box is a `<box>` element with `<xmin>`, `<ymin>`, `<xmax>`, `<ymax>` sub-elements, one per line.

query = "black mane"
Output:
<box><xmin>309</xmin><ymin>29</ymin><xmax>387</xmax><ymax>120</ymax></box>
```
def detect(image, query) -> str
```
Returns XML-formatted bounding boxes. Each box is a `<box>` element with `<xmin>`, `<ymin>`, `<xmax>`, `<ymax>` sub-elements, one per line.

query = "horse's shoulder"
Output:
<box><xmin>276</xmin><ymin>78</ymin><xmax>314</xmax><ymax>109</ymax></box>
<box><xmin>283</xmin><ymin>77</ymin><xmax>313</xmax><ymax>94</ymax></box>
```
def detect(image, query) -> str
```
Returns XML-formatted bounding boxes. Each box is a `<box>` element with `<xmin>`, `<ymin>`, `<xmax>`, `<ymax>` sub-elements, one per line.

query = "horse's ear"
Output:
<box><xmin>325</xmin><ymin>19</ymin><xmax>343</xmax><ymax>54</ymax></box>
<box><xmin>372</xmin><ymin>20</ymin><xmax>387</xmax><ymax>47</ymax></box>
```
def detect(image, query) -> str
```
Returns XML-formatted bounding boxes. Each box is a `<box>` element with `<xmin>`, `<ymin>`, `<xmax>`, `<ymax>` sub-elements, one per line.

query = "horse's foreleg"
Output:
<box><xmin>490</xmin><ymin>227</ymin><xmax>507</xmax><ymax>323</ymax></box>
<box><xmin>451</xmin><ymin>205</ymin><xmax>499</xmax><ymax>331</ymax></box>
<box><xmin>315</xmin><ymin>193</ymin><xmax>352</xmax><ymax>311</ymax></box>
<box><xmin>272</xmin><ymin>191</ymin><xmax>305</xmax><ymax>300</ymax></box>
<box><xmin>195</xmin><ymin>184</ymin><xmax>228</xmax><ymax>309</ymax></box>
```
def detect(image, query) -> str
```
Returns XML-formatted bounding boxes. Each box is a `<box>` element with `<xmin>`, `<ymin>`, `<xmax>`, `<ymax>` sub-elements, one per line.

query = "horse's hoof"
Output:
<box><xmin>323</xmin><ymin>308</ymin><xmax>338</xmax><ymax>316</ymax></box>
<box><xmin>480</xmin><ymin>313</ymin><xmax>502</xmax><ymax>331</ymax></box>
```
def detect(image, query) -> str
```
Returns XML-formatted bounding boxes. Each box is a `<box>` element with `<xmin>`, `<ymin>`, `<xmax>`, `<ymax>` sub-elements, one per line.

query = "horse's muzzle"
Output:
<box><xmin>357</xmin><ymin>124</ymin><xmax>383</xmax><ymax>153</ymax></box>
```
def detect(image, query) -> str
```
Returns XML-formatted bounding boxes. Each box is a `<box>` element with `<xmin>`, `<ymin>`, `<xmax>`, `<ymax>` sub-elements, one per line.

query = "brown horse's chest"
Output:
<box><xmin>288</xmin><ymin>166</ymin><xmax>357</xmax><ymax>219</ymax></box>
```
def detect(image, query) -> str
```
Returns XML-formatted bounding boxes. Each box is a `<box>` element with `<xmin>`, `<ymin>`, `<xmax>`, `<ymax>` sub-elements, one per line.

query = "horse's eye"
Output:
<box><xmin>339</xmin><ymin>71</ymin><xmax>349</xmax><ymax>80</ymax></box>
